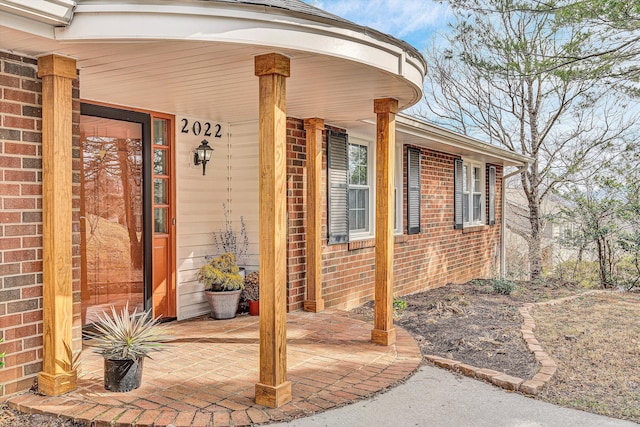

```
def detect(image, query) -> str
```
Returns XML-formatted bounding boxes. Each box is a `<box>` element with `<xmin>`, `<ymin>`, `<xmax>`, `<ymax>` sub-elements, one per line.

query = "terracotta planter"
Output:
<box><xmin>104</xmin><ymin>357</ymin><xmax>144</xmax><ymax>392</ymax></box>
<box><xmin>248</xmin><ymin>300</ymin><xmax>259</xmax><ymax>316</ymax></box>
<box><xmin>205</xmin><ymin>289</ymin><xmax>242</xmax><ymax>320</ymax></box>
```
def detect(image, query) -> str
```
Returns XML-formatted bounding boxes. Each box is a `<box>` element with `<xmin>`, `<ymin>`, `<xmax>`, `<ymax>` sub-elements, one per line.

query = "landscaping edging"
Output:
<box><xmin>425</xmin><ymin>290</ymin><xmax>605</xmax><ymax>395</ymax></box>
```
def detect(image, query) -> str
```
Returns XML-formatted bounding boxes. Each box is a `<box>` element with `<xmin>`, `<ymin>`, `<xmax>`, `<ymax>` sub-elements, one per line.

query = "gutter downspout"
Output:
<box><xmin>500</xmin><ymin>166</ymin><xmax>526</xmax><ymax>278</ymax></box>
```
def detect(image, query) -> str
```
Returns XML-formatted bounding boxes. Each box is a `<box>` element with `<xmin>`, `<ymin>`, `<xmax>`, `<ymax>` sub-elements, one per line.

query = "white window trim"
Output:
<box><xmin>463</xmin><ymin>159</ymin><xmax>486</xmax><ymax>227</ymax></box>
<box><xmin>348</xmin><ymin>135</ymin><xmax>375</xmax><ymax>241</ymax></box>
<box><xmin>394</xmin><ymin>143</ymin><xmax>403</xmax><ymax>234</ymax></box>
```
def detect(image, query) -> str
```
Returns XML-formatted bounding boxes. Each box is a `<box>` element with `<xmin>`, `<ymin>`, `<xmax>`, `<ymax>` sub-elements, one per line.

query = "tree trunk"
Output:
<box><xmin>528</xmin><ymin>219</ymin><xmax>543</xmax><ymax>281</ymax></box>
<box><xmin>117</xmin><ymin>138</ymin><xmax>143</xmax><ymax>270</ymax></box>
<box><xmin>527</xmin><ymin>185</ymin><xmax>543</xmax><ymax>281</ymax></box>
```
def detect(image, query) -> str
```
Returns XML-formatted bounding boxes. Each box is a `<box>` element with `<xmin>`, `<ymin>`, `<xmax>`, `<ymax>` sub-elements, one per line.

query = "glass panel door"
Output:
<box><xmin>151</xmin><ymin>117</ymin><xmax>174</xmax><ymax>317</ymax></box>
<box><xmin>80</xmin><ymin>116</ymin><xmax>144</xmax><ymax>326</ymax></box>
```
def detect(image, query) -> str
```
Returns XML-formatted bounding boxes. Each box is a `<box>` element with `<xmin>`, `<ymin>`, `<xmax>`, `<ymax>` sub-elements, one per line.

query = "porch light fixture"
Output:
<box><xmin>194</xmin><ymin>139</ymin><xmax>214</xmax><ymax>176</ymax></box>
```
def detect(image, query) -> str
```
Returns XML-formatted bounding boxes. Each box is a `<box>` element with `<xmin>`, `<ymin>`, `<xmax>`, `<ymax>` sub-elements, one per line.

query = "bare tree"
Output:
<box><xmin>416</xmin><ymin>0</ymin><xmax>636</xmax><ymax>280</ymax></box>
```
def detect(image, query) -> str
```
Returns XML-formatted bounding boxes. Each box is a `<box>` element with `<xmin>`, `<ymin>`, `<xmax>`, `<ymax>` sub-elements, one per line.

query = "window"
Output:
<box><xmin>328</xmin><ymin>132</ymin><xmax>404</xmax><ymax>243</ymax></box>
<box><xmin>328</xmin><ymin>131</ymin><xmax>378</xmax><ymax>243</ymax></box>
<box><xmin>348</xmin><ymin>142</ymin><xmax>370</xmax><ymax>233</ymax></box>
<box><xmin>454</xmin><ymin>158</ymin><xmax>486</xmax><ymax>228</ymax></box>
<box><xmin>395</xmin><ymin>144</ymin><xmax>403</xmax><ymax>234</ymax></box>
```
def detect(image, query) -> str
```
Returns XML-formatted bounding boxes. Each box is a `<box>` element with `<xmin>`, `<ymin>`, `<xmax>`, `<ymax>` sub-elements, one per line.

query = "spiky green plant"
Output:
<box><xmin>84</xmin><ymin>304</ymin><xmax>169</xmax><ymax>360</ymax></box>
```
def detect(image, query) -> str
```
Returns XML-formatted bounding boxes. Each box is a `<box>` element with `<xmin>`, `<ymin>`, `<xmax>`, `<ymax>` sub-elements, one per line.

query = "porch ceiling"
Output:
<box><xmin>1</xmin><ymin>22</ymin><xmax>422</xmax><ymax>126</ymax></box>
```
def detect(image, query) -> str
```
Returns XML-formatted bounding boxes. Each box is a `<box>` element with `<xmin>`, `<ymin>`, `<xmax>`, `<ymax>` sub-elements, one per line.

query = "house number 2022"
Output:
<box><xmin>180</xmin><ymin>118</ymin><xmax>222</xmax><ymax>138</ymax></box>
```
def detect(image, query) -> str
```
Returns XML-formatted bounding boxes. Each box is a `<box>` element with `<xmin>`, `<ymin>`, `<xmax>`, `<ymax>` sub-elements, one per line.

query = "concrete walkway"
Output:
<box><xmin>274</xmin><ymin>363</ymin><xmax>637</xmax><ymax>427</ymax></box>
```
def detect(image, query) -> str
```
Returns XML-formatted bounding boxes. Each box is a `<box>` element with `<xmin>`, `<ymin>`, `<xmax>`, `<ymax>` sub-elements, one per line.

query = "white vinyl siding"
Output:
<box><xmin>176</xmin><ymin>120</ymin><xmax>259</xmax><ymax>320</ymax></box>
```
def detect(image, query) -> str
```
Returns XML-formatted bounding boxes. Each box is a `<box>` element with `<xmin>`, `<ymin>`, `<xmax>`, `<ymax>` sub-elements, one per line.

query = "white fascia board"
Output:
<box><xmin>0</xmin><ymin>10</ymin><xmax>56</xmax><ymax>39</ymax></box>
<box><xmin>53</xmin><ymin>2</ymin><xmax>424</xmax><ymax>107</ymax></box>
<box><xmin>392</xmin><ymin>114</ymin><xmax>532</xmax><ymax>167</ymax></box>
<box><xmin>0</xmin><ymin>0</ymin><xmax>75</xmax><ymax>25</ymax></box>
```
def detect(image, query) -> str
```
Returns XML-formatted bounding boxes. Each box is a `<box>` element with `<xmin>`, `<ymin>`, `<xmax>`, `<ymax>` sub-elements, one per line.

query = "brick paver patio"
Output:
<box><xmin>7</xmin><ymin>309</ymin><xmax>421</xmax><ymax>426</ymax></box>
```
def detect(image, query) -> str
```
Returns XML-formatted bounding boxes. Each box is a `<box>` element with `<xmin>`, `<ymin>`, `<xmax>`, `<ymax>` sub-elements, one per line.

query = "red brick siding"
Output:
<box><xmin>284</xmin><ymin>117</ymin><xmax>503</xmax><ymax>311</ymax></box>
<box><xmin>0</xmin><ymin>52</ymin><xmax>81</xmax><ymax>397</ymax></box>
<box><xmin>286</xmin><ymin>119</ymin><xmax>306</xmax><ymax>309</ymax></box>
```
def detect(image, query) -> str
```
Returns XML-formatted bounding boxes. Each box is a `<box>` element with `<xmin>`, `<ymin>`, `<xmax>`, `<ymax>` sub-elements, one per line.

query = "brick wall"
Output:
<box><xmin>285</xmin><ymin>118</ymin><xmax>307</xmax><ymax>309</ymax></box>
<box><xmin>0</xmin><ymin>51</ymin><xmax>81</xmax><ymax>397</ymax></box>
<box><xmin>285</xmin><ymin>117</ymin><xmax>503</xmax><ymax>311</ymax></box>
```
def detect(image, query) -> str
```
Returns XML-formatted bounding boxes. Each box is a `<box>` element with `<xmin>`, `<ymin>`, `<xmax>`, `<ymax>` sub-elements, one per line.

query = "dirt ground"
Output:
<box><xmin>0</xmin><ymin>403</ymin><xmax>86</xmax><ymax>427</ymax></box>
<box><xmin>351</xmin><ymin>279</ymin><xmax>640</xmax><ymax>424</ymax></box>
<box><xmin>350</xmin><ymin>279</ymin><xmax>581</xmax><ymax>380</ymax></box>
<box><xmin>534</xmin><ymin>292</ymin><xmax>640</xmax><ymax>423</ymax></box>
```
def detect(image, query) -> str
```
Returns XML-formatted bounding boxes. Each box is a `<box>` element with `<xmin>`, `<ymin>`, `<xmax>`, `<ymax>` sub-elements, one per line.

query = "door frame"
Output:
<box><xmin>151</xmin><ymin>111</ymin><xmax>177</xmax><ymax>318</ymax></box>
<box><xmin>80</xmin><ymin>103</ymin><xmax>154</xmax><ymax>311</ymax></box>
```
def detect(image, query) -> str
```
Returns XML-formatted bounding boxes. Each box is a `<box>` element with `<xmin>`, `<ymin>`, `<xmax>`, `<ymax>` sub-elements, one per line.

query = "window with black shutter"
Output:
<box><xmin>488</xmin><ymin>165</ymin><xmax>496</xmax><ymax>225</ymax></box>
<box><xmin>327</xmin><ymin>130</ymin><xmax>349</xmax><ymax>244</ymax></box>
<box><xmin>454</xmin><ymin>158</ymin><xmax>464</xmax><ymax>229</ymax></box>
<box><xmin>407</xmin><ymin>147</ymin><xmax>421</xmax><ymax>234</ymax></box>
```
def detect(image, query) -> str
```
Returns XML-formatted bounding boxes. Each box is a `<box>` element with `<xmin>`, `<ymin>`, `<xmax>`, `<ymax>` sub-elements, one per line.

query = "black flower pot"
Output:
<box><xmin>104</xmin><ymin>357</ymin><xmax>144</xmax><ymax>392</ymax></box>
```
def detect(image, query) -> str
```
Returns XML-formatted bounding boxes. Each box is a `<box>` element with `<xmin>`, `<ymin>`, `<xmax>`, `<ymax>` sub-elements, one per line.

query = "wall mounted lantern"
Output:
<box><xmin>194</xmin><ymin>139</ymin><xmax>214</xmax><ymax>176</ymax></box>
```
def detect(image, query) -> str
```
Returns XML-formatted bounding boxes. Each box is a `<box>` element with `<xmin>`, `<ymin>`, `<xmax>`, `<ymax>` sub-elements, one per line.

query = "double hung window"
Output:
<box><xmin>455</xmin><ymin>159</ymin><xmax>495</xmax><ymax>228</ymax></box>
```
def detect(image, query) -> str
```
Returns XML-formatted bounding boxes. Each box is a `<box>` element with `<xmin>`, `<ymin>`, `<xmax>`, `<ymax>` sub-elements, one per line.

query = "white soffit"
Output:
<box><xmin>52</xmin><ymin>2</ymin><xmax>424</xmax><ymax>101</ymax></box>
<box><xmin>0</xmin><ymin>0</ymin><xmax>75</xmax><ymax>25</ymax></box>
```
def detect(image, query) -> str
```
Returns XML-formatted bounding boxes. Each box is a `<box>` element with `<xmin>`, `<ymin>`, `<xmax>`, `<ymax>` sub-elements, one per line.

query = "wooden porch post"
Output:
<box><xmin>303</xmin><ymin>118</ymin><xmax>324</xmax><ymax>312</ymax></box>
<box><xmin>37</xmin><ymin>54</ymin><xmax>78</xmax><ymax>396</ymax></box>
<box><xmin>254</xmin><ymin>53</ymin><xmax>292</xmax><ymax>408</ymax></box>
<box><xmin>371</xmin><ymin>98</ymin><xmax>398</xmax><ymax>346</ymax></box>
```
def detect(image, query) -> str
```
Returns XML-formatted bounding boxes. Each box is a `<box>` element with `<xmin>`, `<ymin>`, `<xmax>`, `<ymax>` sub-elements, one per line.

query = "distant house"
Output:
<box><xmin>504</xmin><ymin>187</ymin><xmax>580</xmax><ymax>277</ymax></box>
<box><xmin>0</xmin><ymin>0</ymin><xmax>528</xmax><ymax>405</ymax></box>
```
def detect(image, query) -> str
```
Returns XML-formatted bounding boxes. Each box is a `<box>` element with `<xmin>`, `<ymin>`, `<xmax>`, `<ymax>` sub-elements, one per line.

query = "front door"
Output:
<box><xmin>79</xmin><ymin>104</ymin><xmax>175</xmax><ymax>325</ymax></box>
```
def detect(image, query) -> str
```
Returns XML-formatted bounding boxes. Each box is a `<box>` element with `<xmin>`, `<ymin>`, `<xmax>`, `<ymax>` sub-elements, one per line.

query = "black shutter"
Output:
<box><xmin>488</xmin><ymin>165</ymin><xmax>496</xmax><ymax>225</ymax></box>
<box><xmin>407</xmin><ymin>147</ymin><xmax>421</xmax><ymax>235</ymax></box>
<box><xmin>327</xmin><ymin>130</ymin><xmax>349</xmax><ymax>244</ymax></box>
<box><xmin>454</xmin><ymin>158</ymin><xmax>463</xmax><ymax>229</ymax></box>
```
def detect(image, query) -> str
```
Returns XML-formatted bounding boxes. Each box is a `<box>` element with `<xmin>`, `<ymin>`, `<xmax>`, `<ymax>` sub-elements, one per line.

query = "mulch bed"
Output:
<box><xmin>350</xmin><ymin>279</ymin><xmax>582</xmax><ymax>380</ymax></box>
<box><xmin>0</xmin><ymin>403</ymin><xmax>86</xmax><ymax>427</ymax></box>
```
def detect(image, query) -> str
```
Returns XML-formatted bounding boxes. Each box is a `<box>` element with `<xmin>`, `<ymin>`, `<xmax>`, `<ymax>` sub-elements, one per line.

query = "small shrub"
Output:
<box><xmin>489</xmin><ymin>277</ymin><xmax>517</xmax><ymax>295</ymax></box>
<box><xmin>0</xmin><ymin>338</ymin><xmax>5</xmax><ymax>389</ymax></box>
<box><xmin>393</xmin><ymin>297</ymin><xmax>408</xmax><ymax>312</ymax></box>
<box><xmin>212</xmin><ymin>203</ymin><xmax>249</xmax><ymax>264</ymax></box>
<box><xmin>197</xmin><ymin>252</ymin><xmax>244</xmax><ymax>292</ymax></box>
<box><xmin>242</xmin><ymin>272</ymin><xmax>260</xmax><ymax>301</ymax></box>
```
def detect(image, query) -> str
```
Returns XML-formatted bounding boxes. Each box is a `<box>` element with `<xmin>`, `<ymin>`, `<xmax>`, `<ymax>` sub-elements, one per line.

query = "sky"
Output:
<box><xmin>306</xmin><ymin>0</ymin><xmax>452</xmax><ymax>51</ymax></box>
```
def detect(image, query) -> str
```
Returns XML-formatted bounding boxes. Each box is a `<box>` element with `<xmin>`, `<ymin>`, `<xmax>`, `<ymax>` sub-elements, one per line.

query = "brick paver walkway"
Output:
<box><xmin>7</xmin><ymin>309</ymin><xmax>421</xmax><ymax>426</ymax></box>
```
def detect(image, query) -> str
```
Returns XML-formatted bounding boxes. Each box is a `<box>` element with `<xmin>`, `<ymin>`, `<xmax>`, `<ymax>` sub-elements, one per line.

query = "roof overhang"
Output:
<box><xmin>0</xmin><ymin>0</ymin><xmax>75</xmax><ymax>26</ymax></box>
<box><xmin>394</xmin><ymin>114</ymin><xmax>531</xmax><ymax>167</ymax></box>
<box><xmin>352</xmin><ymin>114</ymin><xmax>531</xmax><ymax>168</ymax></box>
<box><xmin>0</xmin><ymin>1</ymin><xmax>426</xmax><ymax>124</ymax></box>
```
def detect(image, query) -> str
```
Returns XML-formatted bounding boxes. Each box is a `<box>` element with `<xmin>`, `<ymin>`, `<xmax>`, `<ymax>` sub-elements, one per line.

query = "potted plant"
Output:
<box><xmin>197</xmin><ymin>252</ymin><xmax>245</xmax><ymax>319</ymax></box>
<box><xmin>242</xmin><ymin>271</ymin><xmax>260</xmax><ymax>316</ymax></box>
<box><xmin>212</xmin><ymin>202</ymin><xmax>249</xmax><ymax>276</ymax></box>
<box><xmin>84</xmin><ymin>304</ymin><xmax>169</xmax><ymax>392</ymax></box>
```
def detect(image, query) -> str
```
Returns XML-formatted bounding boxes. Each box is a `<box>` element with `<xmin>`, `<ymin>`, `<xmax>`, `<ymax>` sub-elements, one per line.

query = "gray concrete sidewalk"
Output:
<box><xmin>273</xmin><ymin>364</ymin><xmax>637</xmax><ymax>427</ymax></box>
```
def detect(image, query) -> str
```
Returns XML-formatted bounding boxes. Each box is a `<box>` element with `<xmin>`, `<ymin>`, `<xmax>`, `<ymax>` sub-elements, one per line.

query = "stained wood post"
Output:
<box><xmin>37</xmin><ymin>54</ymin><xmax>78</xmax><ymax>396</ymax></box>
<box><xmin>303</xmin><ymin>118</ymin><xmax>325</xmax><ymax>312</ymax></box>
<box><xmin>254</xmin><ymin>53</ymin><xmax>292</xmax><ymax>408</ymax></box>
<box><xmin>372</xmin><ymin>98</ymin><xmax>398</xmax><ymax>346</ymax></box>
